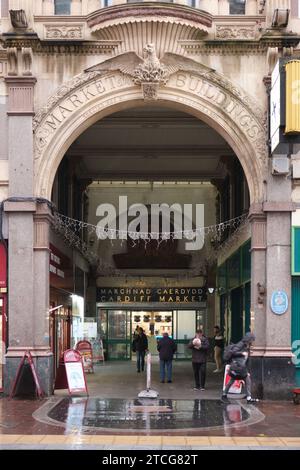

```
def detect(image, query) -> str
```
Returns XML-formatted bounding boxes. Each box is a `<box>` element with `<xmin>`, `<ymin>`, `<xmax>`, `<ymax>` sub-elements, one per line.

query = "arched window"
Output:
<box><xmin>55</xmin><ymin>0</ymin><xmax>71</xmax><ymax>15</ymax></box>
<box><xmin>229</xmin><ymin>0</ymin><xmax>246</xmax><ymax>15</ymax></box>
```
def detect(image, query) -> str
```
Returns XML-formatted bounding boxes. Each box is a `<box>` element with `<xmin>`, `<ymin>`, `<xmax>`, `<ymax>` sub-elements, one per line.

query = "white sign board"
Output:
<box><xmin>65</xmin><ymin>361</ymin><xmax>87</xmax><ymax>394</ymax></box>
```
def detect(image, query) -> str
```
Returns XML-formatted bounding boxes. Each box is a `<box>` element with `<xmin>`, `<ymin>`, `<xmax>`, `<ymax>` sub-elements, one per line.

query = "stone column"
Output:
<box><xmin>246</xmin><ymin>0</ymin><xmax>257</xmax><ymax>15</ymax></box>
<box><xmin>248</xmin><ymin>204</ymin><xmax>267</xmax><ymax>398</ymax></box>
<box><xmin>262</xmin><ymin>198</ymin><xmax>295</xmax><ymax>399</ymax></box>
<box><xmin>218</xmin><ymin>0</ymin><xmax>230</xmax><ymax>15</ymax></box>
<box><xmin>3</xmin><ymin>76</ymin><xmax>53</xmax><ymax>396</ymax></box>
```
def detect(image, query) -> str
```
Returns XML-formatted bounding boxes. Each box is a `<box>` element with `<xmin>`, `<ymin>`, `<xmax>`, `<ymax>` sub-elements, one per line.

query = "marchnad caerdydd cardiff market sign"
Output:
<box><xmin>97</xmin><ymin>287</ymin><xmax>206</xmax><ymax>303</ymax></box>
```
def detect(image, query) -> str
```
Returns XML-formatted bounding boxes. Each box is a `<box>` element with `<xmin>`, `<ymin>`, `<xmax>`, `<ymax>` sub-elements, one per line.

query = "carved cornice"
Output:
<box><xmin>87</xmin><ymin>4</ymin><xmax>212</xmax><ymax>31</ymax></box>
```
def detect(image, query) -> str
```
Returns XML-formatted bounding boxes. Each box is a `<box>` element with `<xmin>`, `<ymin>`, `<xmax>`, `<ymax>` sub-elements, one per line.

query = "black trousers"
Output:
<box><xmin>192</xmin><ymin>362</ymin><xmax>206</xmax><ymax>388</ymax></box>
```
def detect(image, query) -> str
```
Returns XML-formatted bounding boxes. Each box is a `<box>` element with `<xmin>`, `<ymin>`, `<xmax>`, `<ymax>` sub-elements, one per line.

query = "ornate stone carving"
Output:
<box><xmin>9</xmin><ymin>9</ymin><xmax>28</xmax><ymax>29</ymax></box>
<box><xmin>86</xmin><ymin>43</ymin><xmax>213</xmax><ymax>100</ymax></box>
<box><xmin>7</xmin><ymin>47</ymin><xmax>18</xmax><ymax>76</ymax></box>
<box><xmin>22</xmin><ymin>47</ymin><xmax>33</xmax><ymax>76</ymax></box>
<box><xmin>45</xmin><ymin>25</ymin><xmax>84</xmax><ymax>40</ymax></box>
<box><xmin>216</xmin><ymin>25</ymin><xmax>256</xmax><ymax>40</ymax></box>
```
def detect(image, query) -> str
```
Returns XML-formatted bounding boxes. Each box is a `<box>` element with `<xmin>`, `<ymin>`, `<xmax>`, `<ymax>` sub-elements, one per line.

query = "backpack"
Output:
<box><xmin>223</xmin><ymin>343</ymin><xmax>235</xmax><ymax>362</ymax></box>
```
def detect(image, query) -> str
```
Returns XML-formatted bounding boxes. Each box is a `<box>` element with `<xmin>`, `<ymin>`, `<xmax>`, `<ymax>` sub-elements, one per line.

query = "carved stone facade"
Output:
<box><xmin>0</xmin><ymin>0</ymin><xmax>300</xmax><ymax>398</ymax></box>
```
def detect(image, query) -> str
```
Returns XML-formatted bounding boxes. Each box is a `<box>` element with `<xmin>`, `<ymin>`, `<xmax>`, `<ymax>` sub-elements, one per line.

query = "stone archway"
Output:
<box><xmin>33</xmin><ymin>61</ymin><xmax>267</xmax><ymax>203</ymax></box>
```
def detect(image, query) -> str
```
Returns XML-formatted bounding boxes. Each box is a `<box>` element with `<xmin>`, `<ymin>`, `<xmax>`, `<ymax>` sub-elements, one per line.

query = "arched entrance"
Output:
<box><xmin>33</xmin><ymin>63</ymin><xmax>267</xmax><ymax>203</ymax></box>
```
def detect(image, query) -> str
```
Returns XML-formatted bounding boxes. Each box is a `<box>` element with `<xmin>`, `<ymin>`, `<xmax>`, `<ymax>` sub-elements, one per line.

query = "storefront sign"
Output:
<box><xmin>285</xmin><ymin>60</ymin><xmax>300</xmax><ymax>134</ymax></box>
<box><xmin>49</xmin><ymin>244</ymin><xmax>73</xmax><ymax>290</ymax></box>
<box><xmin>270</xmin><ymin>290</ymin><xmax>289</xmax><ymax>315</ymax></box>
<box><xmin>75</xmin><ymin>340</ymin><xmax>94</xmax><ymax>373</ymax></box>
<box><xmin>97</xmin><ymin>287</ymin><xmax>206</xmax><ymax>303</ymax></box>
<box><xmin>64</xmin><ymin>349</ymin><xmax>88</xmax><ymax>395</ymax></box>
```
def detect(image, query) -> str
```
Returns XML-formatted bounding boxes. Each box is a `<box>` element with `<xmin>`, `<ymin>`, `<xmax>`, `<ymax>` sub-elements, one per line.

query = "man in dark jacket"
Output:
<box><xmin>188</xmin><ymin>329</ymin><xmax>209</xmax><ymax>391</ymax></box>
<box><xmin>221</xmin><ymin>332</ymin><xmax>259</xmax><ymax>403</ymax></box>
<box><xmin>157</xmin><ymin>332</ymin><xmax>177</xmax><ymax>383</ymax></box>
<box><xmin>133</xmin><ymin>327</ymin><xmax>148</xmax><ymax>373</ymax></box>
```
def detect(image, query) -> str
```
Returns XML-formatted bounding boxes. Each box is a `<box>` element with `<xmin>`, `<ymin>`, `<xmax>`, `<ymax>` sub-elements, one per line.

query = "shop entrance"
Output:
<box><xmin>97</xmin><ymin>308</ymin><xmax>207</xmax><ymax>361</ymax></box>
<box><xmin>0</xmin><ymin>295</ymin><xmax>7</xmax><ymax>392</ymax></box>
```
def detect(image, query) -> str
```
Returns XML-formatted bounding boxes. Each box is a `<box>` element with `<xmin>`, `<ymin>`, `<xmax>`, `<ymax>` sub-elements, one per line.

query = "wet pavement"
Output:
<box><xmin>0</xmin><ymin>361</ymin><xmax>300</xmax><ymax>449</ymax></box>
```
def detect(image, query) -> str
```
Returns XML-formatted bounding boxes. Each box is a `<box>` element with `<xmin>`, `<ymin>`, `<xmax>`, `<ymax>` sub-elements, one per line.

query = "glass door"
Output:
<box><xmin>107</xmin><ymin>310</ymin><xmax>131</xmax><ymax>360</ymax></box>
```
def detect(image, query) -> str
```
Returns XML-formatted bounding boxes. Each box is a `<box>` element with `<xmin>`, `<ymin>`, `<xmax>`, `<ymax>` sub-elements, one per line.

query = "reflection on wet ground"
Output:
<box><xmin>47</xmin><ymin>398</ymin><xmax>254</xmax><ymax>431</ymax></box>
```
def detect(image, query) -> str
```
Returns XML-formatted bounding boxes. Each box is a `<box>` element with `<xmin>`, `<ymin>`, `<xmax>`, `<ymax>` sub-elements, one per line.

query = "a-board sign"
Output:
<box><xmin>223</xmin><ymin>364</ymin><xmax>243</xmax><ymax>394</ymax></box>
<box><xmin>63</xmin><ymin>349</ymin><xmax>88</xmax><ymax>396</ymax></box>
<box><xmin>9</xmin><ymin>351</ymin><xmax>44</xmax><ymax>399</ymax></box>
<box><xmin>75</xmin><ymin>340</ymin><xmax>94</xmax><ymax>373</ymax></box>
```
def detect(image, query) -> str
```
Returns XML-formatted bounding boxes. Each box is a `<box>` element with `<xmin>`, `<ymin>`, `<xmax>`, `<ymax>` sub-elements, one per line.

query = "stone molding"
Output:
<box><xmin>6</xmin><ymin>346</ymin><xmax>52</xmax><ymax>357</ymax></box>
<box><xmin>4</xmin><ymin>200</ymin><xmax>37</xmax><ymax>212</ymax></box>
<box><xmin>44</xmin><ymin>23</ymin><xmax>84</xmax><ymax>40</ymax></box>
<box><xmin>87</xmin><ymin>3</ymin><xmax>212</xmax><ymax>30</ymax></box>
<box><xmin>33</xmin><ymin>206</ymin><xmax>53</xmax><ymax>250</ymax></box>
<box><xmin>263</xmin><ymin>201</ymin><xmax>297</xmax><ymax>212</ymax></box>
<box><xmin>251</xmin><ymin>346</ymin><xmax>293</xmax><ymax>357</ymax></box>
<box><xmin>251</xmin><ymin>218</ymin><xmax>267</xmax><ymax>250</ymax></box>
<box><xmin>32</xmin><ymin>55</ymin><xmax>267</xmax><ymax>202</ymax></box>
<box><xmin>215</xmin><ymin>24</ymin><xmax>258</xmax><ymax>40</ymax></box>
<box><xmin>5</xmin><ymin>76</ymin><xmax>37</xmax><ymax>115</ymax></box>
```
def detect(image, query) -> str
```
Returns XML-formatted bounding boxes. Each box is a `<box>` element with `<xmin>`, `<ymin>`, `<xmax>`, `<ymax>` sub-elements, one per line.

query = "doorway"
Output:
<box><xmin>0</xmin><ymin>295</ymin><xmax>7</xmax><ymax>392</ymax></box>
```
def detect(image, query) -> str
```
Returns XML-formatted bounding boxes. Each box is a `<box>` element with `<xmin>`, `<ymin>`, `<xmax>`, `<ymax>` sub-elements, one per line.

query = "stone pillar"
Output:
<box><xmin>71</xmin><ymin>0</ymin><xmax>83</xmax><ymax>15</ymax></box>
<box><xmin>248</xmin><ymin>204</ymin><xmax>267</xmax><ymax>398</ymax></box>
<box><xmin>246</xmin><ymin>0</ymin><xmax>257</xmax><ymax>15</ymax></box>
<box><xmin>249</xmin><ymin>165</ymin><xmax>296</xmax><ymax>399</ymax></box>
<box><xmin>3</xmin><ymin>76</ymin><xmax>53</xmax><ymax>396</ymax></box>
<box><xmin>43</xmin><ymin>0</ymin><xmax>55</xmax><ymax>15</ymax></box>
<box><xmin>218</xmin><ymin>0</ymin><xmax>229</xmax><ymax>15</ymax></box>
<box><xmin>86</xmin><ymin>0</ymin><xmax>100</xmax><ymax>14</ymax></box>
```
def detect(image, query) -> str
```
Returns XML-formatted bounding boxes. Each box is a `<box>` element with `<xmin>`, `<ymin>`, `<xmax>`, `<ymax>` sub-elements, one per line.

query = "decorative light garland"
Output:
<box><xmin>51</xmin><ymin>210</ymin><xmax>249</xmax><ymax>279</ymax></box>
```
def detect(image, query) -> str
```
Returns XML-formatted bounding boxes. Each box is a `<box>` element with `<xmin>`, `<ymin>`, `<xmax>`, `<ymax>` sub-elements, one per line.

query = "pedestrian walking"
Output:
<box><xmin>157</xmin><ymin>332</ymin><xmax>177</xmax><ymax>383</ymax></box>
<box><xmin>188</xmin><ymin>329</ymin><xmax>209</xmax><ymax>391</ymax></box>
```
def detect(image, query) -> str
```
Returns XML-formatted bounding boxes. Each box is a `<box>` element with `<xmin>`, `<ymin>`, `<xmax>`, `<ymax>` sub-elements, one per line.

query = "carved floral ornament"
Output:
<box><xmin>33</xmin><ymin>45</ymin><xmax>268</xmax><ymax>177</ymax></box>
<box><xmin>45</xmin><ymin>25</ymin><xmax>84</xmax><ymax>40</ymax></box>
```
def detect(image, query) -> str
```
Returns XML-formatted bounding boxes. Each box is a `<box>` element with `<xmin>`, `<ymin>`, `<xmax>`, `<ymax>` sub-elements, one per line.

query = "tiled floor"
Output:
<box><xmin>0</xmin><ymin>361</ymin><xmax>300</xmax><ymax>449</ymax></box>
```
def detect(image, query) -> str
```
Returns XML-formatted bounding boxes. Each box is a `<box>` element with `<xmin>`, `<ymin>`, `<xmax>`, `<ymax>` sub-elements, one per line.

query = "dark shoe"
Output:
<box><xmin>167</xmin><ymin>380</ymin><xmax>172</xmax><ymax>383</ymax></box>
<box><xmin>221</xmin><ymin>394</ymin><xmax>229</xmax><ymax>403</ymax></box>
<box><xmin>137</xmin><ymin>370</ymin><xmax>141</xmax><ymax>373</ymax></box>
<box><xmin>160</xmin><ymin>380</ymin><xmax>165</xmax><ymax>383</ymax></box>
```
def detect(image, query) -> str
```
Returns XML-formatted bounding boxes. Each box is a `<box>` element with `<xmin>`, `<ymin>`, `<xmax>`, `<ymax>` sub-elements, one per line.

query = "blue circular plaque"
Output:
<box><xmin>270</xmin><ymin>290</ymin><xmax>288</xmax><ymax>315</ymax></box>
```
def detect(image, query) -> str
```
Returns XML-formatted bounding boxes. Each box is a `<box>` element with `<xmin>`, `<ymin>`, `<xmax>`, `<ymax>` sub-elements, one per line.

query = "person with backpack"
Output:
<box><xmin>221</xmin><ymin>332</ymin><xmax>259</xmax><ymax>404</ymax></box>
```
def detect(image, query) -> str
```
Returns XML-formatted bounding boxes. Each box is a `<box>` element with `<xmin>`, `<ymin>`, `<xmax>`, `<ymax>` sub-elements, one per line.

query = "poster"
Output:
<box><xmin>65</xmin><ymin>361</ymin><xmax>86</xmax><ymax>393</ymax></box>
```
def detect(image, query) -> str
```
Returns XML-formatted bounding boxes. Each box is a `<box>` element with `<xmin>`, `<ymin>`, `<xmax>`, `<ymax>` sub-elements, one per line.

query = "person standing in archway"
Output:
<box><xmin>213</xmin><ymin>325</ymin><xmax>224</xmax><ymax>373</ymax></box>
<box><xmin>188</xmin><ymin>329</ymin><xmax>210</xmax><ymax>391</ymax></box>
<box><xmin>134</xmin><ymin>327</ymin><xmax>148</xmax><ymax>373</ymax></box>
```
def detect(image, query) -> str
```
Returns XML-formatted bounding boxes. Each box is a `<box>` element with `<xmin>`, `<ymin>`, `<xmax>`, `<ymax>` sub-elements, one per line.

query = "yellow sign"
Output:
<box><xmin>285</xmin><ymin>60</ymin><xmax>300</xmax><ymax>134</ymax></box>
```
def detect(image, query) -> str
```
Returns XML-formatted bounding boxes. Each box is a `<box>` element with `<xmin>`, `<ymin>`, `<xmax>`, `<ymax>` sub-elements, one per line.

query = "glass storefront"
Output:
<box><xmin>96</xmin><ymin>308</ymin><xmax>207</xmax><ymax>361</ymax></box>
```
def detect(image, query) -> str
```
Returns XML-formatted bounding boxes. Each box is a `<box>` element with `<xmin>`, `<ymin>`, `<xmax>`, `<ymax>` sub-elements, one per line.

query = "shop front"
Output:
<box><xmin>96</xmin><ymin>287</ymin><xmax>207</xmax><ymax>361</ymax></box>
<box><xmin>0</xmin><ymin>243</ymin><xmax>7</xmax><ymax>392</ymax></box>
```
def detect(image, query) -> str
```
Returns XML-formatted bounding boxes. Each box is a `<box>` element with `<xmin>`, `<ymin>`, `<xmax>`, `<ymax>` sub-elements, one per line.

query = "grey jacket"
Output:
<box><xmin>188</xmin><ymin>336</ymin><xmax>210</xmax><ymax>363</ymax></box>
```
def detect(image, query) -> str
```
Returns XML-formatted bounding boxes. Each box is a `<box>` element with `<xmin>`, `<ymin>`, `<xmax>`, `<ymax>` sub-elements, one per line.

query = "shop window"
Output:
<box><xmin>55</xmin><ymin>0</ymin><xmax>71</xmax><ymax>15</ymax></box>
<box><xmin>229</xmin><ymin>0</ymin><xmax>246</xmax><ymax>14</ymax></box>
